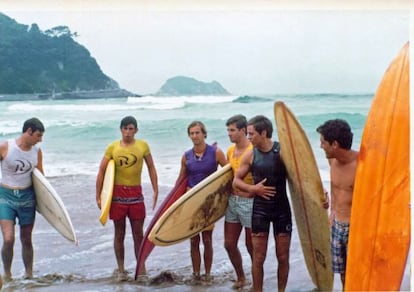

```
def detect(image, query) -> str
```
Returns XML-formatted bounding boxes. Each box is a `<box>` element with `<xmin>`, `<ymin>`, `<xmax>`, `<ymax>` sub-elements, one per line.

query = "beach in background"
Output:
<box><xmin>0</xmin><ymin>95</ymin><xmax>410</xmax><ymax>291</ymax></box>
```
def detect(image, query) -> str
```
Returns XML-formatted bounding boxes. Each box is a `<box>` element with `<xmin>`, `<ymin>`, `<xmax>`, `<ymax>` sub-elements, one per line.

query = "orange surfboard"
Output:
<box><xmin>345</xmin><ymin>42</ymin><xmax>410</xmax><ymax>291</ymax></box>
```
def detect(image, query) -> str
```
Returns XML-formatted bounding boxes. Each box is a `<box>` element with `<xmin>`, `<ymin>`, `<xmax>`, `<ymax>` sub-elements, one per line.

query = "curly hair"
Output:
<box><xmin>316</xmin><ymin>119</ymin><xmax>353</xmax><ymax>150</ymax></box>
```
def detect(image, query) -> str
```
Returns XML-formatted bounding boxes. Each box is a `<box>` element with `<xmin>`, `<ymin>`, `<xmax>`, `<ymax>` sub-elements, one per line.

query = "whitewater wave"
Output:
<box><xmin>7</xmin><ymin>102</ymin><xmax>133</xmax><ymax>113</ymax></box>
<box><xmin>233</xmin><ymin>95</ymin><xmax>272</xmax><ymax>103</ymax></box>
<box><xmin>127</xmin><ymin>95</ymin><xmax>239</xmax><ymax>109</ymax></box>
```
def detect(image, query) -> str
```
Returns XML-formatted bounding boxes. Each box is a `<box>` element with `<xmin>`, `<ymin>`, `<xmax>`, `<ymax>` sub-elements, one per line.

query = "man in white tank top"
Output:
<box><xmin>0</xmin><ymin>118</ymin><xmax>44</xmax><ymax>283</ymax></box>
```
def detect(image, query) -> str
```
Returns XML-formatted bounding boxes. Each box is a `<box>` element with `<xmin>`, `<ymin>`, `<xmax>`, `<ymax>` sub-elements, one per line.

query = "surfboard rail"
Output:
<box><xmin>32</xmin><ymin>168</ymin><xmax>77</xmax><ymax>244</ymax></box>
<box><xmin>99</xmin><ymin>159</ymin><xmax>115</xmax><ymax>226</ymax></box>
<box><xmin>135</xmin><ymin>176</ymin><xmax>188</xmax><ymax>279</ymax></box>
<box><xmin>274</xmin><ymin>101</ymin><xmax>333</xmax><ymax>291</ymax></box>
<box><xmin>148</xmin><ymin>164</ymin><xmax>233</xmax><ymax>246</ymax></box>
<box><xmin>345</xmin><ymin>42</ymin><xmax>410</xmax><ymax>291</ymax></box>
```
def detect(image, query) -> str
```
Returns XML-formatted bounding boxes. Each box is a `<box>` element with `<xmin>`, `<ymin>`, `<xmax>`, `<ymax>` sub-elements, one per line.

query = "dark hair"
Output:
<box><xmin>120</xmin><ymin>116</ymin><xmax>138</xmax><ymax>129</ymax></box>
<box><xmin>316</xmin><ymin>119</ymin><xmax>353</xmax><ymax>149</ymax></box>
<box><xmin>22</xmin><ymin>117</ymin><xmax>45</xmax><ymax>133</ymax></box>
<box><xmin>226</xmin><ymin>114</ymin><xmax>247</xmax><ymax>131</ymax></box>
<box><xmin>248</xmin><ymin>115</ymin><xmax>273</xmax><ymax>138</ymax></box>
<box><xmin>187</xmin><ymin>120</ymin><xmax>207</xmax><ymax>138</ymax></box>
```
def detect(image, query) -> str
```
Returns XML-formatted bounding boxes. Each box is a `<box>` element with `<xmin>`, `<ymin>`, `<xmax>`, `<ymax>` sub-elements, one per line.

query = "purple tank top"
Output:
<box><xmin>185</xmin><ymin>144</ymin><xmax>217</xmax><ymax>188</ymax></box>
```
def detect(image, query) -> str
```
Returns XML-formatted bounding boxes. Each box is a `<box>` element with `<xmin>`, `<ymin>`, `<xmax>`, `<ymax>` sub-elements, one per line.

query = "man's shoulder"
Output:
<box><xmin>135</xmin><ymin>139</ymin><xmax>148</xmax><ymax>144</ymax></box>
<box><xmin>227</xmin><ymin>144</ymin><xmax>236</xmax><ymax>152</ymax></box>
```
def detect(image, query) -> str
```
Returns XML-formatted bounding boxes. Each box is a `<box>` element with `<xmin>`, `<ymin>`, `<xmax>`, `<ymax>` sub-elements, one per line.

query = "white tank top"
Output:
<box><xmin>0</xmin><ymin>139</ymin><xmax>39</xmax><ymax>189</ymax></box>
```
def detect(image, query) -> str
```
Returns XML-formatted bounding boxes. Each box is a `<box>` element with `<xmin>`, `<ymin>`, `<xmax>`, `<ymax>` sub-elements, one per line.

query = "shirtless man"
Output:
<box><xmin>317</xmin><ymin>119</ymin><xmax>358</xmax><ymax>289</ymax></box>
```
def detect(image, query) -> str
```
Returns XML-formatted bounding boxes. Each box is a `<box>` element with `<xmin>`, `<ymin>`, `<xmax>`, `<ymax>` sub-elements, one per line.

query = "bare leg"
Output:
<box><xmin>130</xmin><ymin>218</ymin><xmax>145</xmax><ymax>274</ymax></box>
<box><xmin>275</xmin><ymin>233</ymin><xmax>291</xmax><ymax>292</ymax></box>
<box><xmin>20</xmin><ymin>224</ymin><xmax>34</xmax><ymax>278</ymax></box>
<box><xmin>341</xmin><ymin>273</ymin><xmax>345</xmax><ymax>290</ymax></box>
<box><xmin>251</xmin><ymin>232</ymin><xmax>268</xmax><ymax>292</ymax></box>
<box><xmin>201</xmin><ymin>229</ymin><xmax>213</xmax><ymax>276</ymax></box>
<box><xmin>113</xmin><ymin>219</ymin><xmax>126</xmax><ymax>273</ymax></box>
<box><xmin>245</xmin><ymin>227</ymin><xmax>253</xmax><ymax>260</ymax></box>
<box><xmin>224</xmin><ymin>221</ymin><xmax>247</xmax><ymax>285</ymax></box>
<box><xmin>0</xmin><ymin>220</ymin><xmax>15</xmax><ymax>280</ymax></box>
<box><xmin>190</xmin><ymin>234</ymin><xmax>201</xmax><ymax>277</ymax></box>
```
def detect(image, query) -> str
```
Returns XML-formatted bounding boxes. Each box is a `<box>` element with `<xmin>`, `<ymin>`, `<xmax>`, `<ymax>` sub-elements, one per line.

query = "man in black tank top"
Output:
<box><xmin>233</xmin><ymin>115</ymin><xmax>292</xmax><ymax>292</ymax></box>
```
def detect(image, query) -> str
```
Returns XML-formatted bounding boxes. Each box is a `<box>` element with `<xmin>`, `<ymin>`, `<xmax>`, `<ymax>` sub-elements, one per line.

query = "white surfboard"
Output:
<box><xmin>32</xmin><ymin>168</ymin><xmax>77</xmax><ymax>244</ymax></box>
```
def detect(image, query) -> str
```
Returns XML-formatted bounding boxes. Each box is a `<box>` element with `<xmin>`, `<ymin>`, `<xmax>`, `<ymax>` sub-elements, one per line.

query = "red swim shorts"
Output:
<box><xmin>109</xmin><ymin>185</ymin><xmax>146</xmax><ymax>221</ymax></box>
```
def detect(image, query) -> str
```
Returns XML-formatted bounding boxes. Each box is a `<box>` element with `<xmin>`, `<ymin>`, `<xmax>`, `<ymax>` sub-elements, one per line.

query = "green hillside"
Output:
<box><xmin>0</xmin><ymin>12</ymin><xmax>121</xmax><ymax>95</ymax></box>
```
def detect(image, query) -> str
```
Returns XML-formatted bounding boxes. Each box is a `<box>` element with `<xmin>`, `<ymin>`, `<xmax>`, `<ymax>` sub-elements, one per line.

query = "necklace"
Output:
<box><xmin>193</xmin><ymin>146</ymin><xmax>206</xmax><ymax>161</ymax></box>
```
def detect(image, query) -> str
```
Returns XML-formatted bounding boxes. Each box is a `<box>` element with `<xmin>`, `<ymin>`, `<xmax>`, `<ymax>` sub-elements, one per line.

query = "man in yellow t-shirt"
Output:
<box><xmin>96</xmin><ymin>116</ymin><xmax>158</xmax><ymax>281</ymax></box>
<box><xmin>224</xmin><ymin>114</ymin><xmax>254</xmax><ymax>289</ymax></box>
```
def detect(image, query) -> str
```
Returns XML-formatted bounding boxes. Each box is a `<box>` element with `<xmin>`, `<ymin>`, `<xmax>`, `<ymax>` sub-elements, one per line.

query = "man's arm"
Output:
<box><xmin>232</xmin><ymin>150</ymin><xmax>253</xmax><ymax>193</ymax></box>
<box><xmin>96</xmin><ymin>157</ymin><xmax>109</xmax><ymax>209</ymax></box>
<box><xmin>233</xmin><ymin>150</ymin><xmax>276</xmax><ymax>200</ymax></box>
<box><xmin>175</xmin><ymin>155</ymin><xmax>187</xmax><ymax>185</ymax></box>
<box><xmin>36</xmin><ymin>149</ymin><xmax>44</xmax><ymax>174</ymax></box>
<box><xmin>144</xmin><ymin>153</ymin><xmax>159</xmax><ymax>210</ymax></box>
<box><xmin>0</xmin><ymin>140</ymin><xmax>7</xmax><ymax>160</ymax></box>
<box><xmin>216</xmin><ymin>147</ymin><xmax>228</xmax><ymax>167</ymax></box>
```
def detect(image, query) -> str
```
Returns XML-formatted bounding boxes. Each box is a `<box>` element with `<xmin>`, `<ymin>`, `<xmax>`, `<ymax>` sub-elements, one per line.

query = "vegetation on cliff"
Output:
<box><xmin>0</xmin><ymin>12</ymin><xmax>120</xmax><ymax>95</ymax></box>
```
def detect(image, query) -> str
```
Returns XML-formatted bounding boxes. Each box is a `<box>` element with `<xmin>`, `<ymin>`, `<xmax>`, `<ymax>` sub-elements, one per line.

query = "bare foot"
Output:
<box><xmin>3</xmin><ymin>273</ymin><xmax>12</xmax><ymax>282</ymax></box>
<box><xmin>24</xmin><ymin>272</ymin><xmax>33</xmax><ymax>280</ymax></box>
<box><xmin>232</xmin><ymin>279</ymin><xmax>250</xmax><ymax>289</ymax></box>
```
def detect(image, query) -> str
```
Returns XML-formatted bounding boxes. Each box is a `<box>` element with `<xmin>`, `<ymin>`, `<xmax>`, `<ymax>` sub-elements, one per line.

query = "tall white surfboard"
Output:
<box><xmin>32</xmin><ymin>169</ymin><xmax>77</xmax><ymax>244</ymax></box>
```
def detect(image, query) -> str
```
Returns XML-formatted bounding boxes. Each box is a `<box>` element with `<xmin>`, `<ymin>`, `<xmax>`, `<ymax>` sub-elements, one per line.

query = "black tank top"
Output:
<box><xmin>252</xmin><ymin>142</ymin><xmax>288</xmax><ymax>203</ymax></box>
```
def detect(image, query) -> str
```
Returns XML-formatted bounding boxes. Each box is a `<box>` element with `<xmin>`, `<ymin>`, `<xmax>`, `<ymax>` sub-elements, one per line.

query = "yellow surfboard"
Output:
<box><xmin>274</xmin><ymin>101</ymin><xmax>333</xmax><ymax>291</ymax></box>
<box><xmin>149</xmin><ymin>164</ymin><xmax>233</xmax><ymax>246</ymax></box>
<box><xmin>99</xmin><ymin>159</ymin><xmax>115</xmax><ymax>226</ymax></box>
<box><xmin>345</xmin><ymin>43</ymin><xmax>410</xmax><ymax>291</ymax></box>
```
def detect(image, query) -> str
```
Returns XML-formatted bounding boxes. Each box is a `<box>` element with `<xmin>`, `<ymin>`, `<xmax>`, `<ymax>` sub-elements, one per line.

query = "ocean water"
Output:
<box><xmin>0</xmin><ymin>94</ymin><xmax>369</xmax><ymax>185</ymax></box>
<box><xmin>0</xmin><ymin>94</ymin><xmax>410</xmax><ymax>291</ymax></box>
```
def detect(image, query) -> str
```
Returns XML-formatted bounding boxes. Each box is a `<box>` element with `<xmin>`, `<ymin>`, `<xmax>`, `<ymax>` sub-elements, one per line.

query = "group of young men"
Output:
<box><xmin>0</xmin><ymin>114</ymin><xmax>357</xmax><ymax>291</ymax></box>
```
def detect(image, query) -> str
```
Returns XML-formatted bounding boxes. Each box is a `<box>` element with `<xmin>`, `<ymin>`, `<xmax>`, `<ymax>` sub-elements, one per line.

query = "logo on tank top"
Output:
<box><xmin>118</xmin><ymin>154</ymin><xmax>138</xmax><ymax>168</ymax></box>
<box><xmin>14</xmin><ymin>159</ymin><xmax>33</xmax><ymax>174</ymax></box>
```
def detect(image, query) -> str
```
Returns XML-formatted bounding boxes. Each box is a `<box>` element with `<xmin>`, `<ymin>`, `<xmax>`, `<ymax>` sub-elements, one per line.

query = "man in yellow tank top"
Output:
<box><xmin>96</xmin><ymin>116</ymin><xmax>158</xmax><ymax>281</ymax></box>
<box><xmin>224</xmin><ymin>115</ymin><xmax>254</xmax><ymax>289</ymax></box>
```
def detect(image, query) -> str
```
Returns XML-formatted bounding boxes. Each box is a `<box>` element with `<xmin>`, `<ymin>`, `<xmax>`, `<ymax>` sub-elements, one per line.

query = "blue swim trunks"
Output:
<box><xmin>0</xmin><ymin>185</ymin><xmax>36</xmax><ymax>225</ymax></box>
<box><xmin>331</xmin><ymin>219</ymin><xmax>349</xmax><ymax>274</ymax></box>
<box><xmin>225</xmin><ymin>194</ymin><xmax>254</xmax><ymax>228</ymax></box>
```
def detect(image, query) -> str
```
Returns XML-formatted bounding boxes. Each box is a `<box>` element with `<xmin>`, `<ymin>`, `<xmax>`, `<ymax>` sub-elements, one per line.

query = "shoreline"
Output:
<box><xmin>0</xmin><ymin>174</ymin><xmax>407</xmax><ymax>291</ymax></box>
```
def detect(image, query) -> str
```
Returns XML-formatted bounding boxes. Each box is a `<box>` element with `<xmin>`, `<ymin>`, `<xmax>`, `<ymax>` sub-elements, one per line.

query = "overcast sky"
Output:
<box><xmin>1</xmin><ymin>1</ymin><xmax>412</xmax><ymax>95</ymax></box>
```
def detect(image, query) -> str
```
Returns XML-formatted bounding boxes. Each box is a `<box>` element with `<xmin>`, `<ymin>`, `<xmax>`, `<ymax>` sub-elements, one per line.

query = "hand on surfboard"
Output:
<box><xmin>96</xmin><ymin>197</ymin><xmax>101</xmax><ymax>210</ymax></box>
<box><xmin>253</xmin><ymin>178</ymin><xmax>276</xmax><ymax>200</ymax></box>
<box><xmin>321</xmin><ymin>190</ymin><xmax>329</xmax><ymax>209</ymax></box>
<box><xmin>152</xmin><ymin>190</ymin><xmax>159</xmax><ymax>210</ymax></box>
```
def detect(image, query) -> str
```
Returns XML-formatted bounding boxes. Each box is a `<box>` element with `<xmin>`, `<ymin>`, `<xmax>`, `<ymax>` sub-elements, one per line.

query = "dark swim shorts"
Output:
<box><xmin>252</xmin><ymin>198</ymin><xmax>292</xmax><ymax>234</ymax></box>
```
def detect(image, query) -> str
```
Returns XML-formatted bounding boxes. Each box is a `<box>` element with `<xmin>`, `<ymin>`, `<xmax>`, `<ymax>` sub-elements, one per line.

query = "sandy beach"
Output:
<box><xmin>0</xmin><ymin>174</ymin><xmax>409</xmax><ymax>291</ymax></box>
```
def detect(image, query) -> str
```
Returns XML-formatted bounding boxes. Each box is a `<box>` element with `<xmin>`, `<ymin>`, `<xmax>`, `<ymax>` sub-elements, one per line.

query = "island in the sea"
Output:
<box><xmin>0</xmin><ymin>13</ymin><xmax>231</xmax><ymax>101</ymax></box>
<box><xmin>155</xmin><ymin>76</ymin><xmax>230</xmax><ymax>96</ymax></box>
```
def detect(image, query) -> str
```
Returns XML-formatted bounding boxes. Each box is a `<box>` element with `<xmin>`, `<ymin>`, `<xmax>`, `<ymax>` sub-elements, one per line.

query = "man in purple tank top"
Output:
<box><xmin>175</xmin><ymin>121</ymin><xmax>227</xmax><ymax>283</ymax></box>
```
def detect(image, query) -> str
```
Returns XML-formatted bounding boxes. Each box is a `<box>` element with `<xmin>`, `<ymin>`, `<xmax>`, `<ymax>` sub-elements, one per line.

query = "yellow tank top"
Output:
<box><xmin>104</xmin><ymin>139</ymin><xmax>150</xmax><ymax>186</ymax></box>
<box><xmin>227</xmin><ymin>143</ymin><xmax>254</xmax><ymax>186</ymax></box>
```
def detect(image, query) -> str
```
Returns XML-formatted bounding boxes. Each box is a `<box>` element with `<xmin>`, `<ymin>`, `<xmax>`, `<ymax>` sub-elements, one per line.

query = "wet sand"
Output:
<box><xmin>0</xmin><ymin>174</ymin><xmax>410</xmax><ymax>291</ymax></box>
